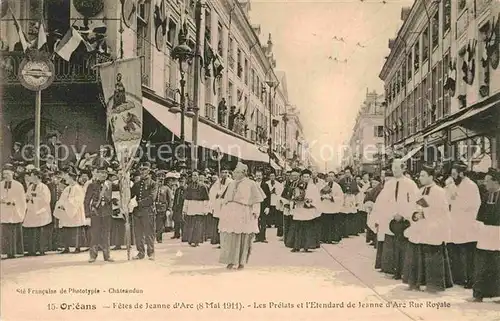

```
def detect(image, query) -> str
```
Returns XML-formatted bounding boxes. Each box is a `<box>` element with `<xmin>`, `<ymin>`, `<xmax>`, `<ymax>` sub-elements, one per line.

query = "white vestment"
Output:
<box><xmin>449</xmin><ymin>177</ymin><xmax>481</xmax><ymax>244</ymax></box>
<box><xmin>23</xmin><ymin>182</ymin><xmax>52</xmax><ymax>228</ymax></box>
<box><xmin>0</xmin><ymin>180</ymin><xmax>26</xmax><ymax>224</ymax></box>
<box><xmin>406</xmin><ymin>183</ymin><xmax>451</xmax><ymax>245</ymax></box>
<box><xmin>218</xmin><ymin>177</ymin><xmax>265</xmax><ymax>234</ymax></box>
<box><xmin>291</xmin><ymin>181</ymin><xmax>322</xmax><ymax>221</ymax></box>
<box><xmin>267</xmin><ymin>180</ymin><xmax>284</xmax><ymax>208</ymax></box>
<box><xmin>54</xmin><ymin>183</ymin><xmax>87</xmax><ymax>228</ymax></box>
<box><xmin>368</xmin><ymin>177</ymin><xmax>419</xmax><ymax>241</ymax></box>
<box><xmin>320</xmin><ymin>181</ymin><xmax>344</xmax><ymax>214</ymax></box>
<box><xmin>209</xmin><ymin>178</ymin><xmax>232</xmax><ymax>218</ymax></box>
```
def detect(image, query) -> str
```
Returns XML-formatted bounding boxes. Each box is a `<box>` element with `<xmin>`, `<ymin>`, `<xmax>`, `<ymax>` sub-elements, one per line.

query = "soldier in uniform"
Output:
<box><xmin>154</xmin><ymin>170</ymin><xmax>174</xmax><ymax>242</ymax></box>
<box><xmin>83</xmin><ymin>166</ymin><xmax>114</xmax><ymax>263</ymax></box>
<box><xmin>131</xmin><ymin>162</ymin><xmax>158</xmax><ymax>260</ymax></box>
<box><xmin>46</xmin><ymin>170</ymin><xmax>65</xmax><ymax>251</ymax></box>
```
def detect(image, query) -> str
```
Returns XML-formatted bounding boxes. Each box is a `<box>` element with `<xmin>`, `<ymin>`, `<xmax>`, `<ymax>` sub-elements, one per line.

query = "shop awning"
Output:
<box><xmin>401</xmin><ymin>145</ymin><xmax>423</xmax><ymax>162</ymax></box>
<box><xmin>424</xmin><ymin>100</ymin><xmax>498</xmax><ymax>138</ymax></box>
<box><xmin>197</xmin><ymin>123</ymin><xmax>269</xmax><ymax>162</ymax></box>
<box><xmin>143</xmin><ymin>98</ymin><xmax>192</xmax><ymax>141</ymax></box>
<box><xmin>144</xmin><ymin>98</ymin><xmax>269</xmax><ymax>163</ymax></box>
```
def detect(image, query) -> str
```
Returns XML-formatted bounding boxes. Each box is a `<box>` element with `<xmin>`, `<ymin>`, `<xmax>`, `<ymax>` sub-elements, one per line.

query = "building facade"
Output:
<box><xmin>345</xmin><ymin>89</ymin><xmax>385</xmax><ymax>174</ymax></box>
<box><xmin>0</xmin><ymin>0</ymin><xmax>310</xmax><ymax>171</ymax></box>
<box><xmin>379</xmin><ymin>0</ymin><xmax>500</xmax><ymax>173</ymax></box>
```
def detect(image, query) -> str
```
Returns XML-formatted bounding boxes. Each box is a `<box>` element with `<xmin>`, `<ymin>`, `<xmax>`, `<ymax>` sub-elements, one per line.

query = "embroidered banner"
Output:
<box><xmin>98</xmin><ymin>57</ymin><xmax>143</xmax><ymax>164</ymax></box>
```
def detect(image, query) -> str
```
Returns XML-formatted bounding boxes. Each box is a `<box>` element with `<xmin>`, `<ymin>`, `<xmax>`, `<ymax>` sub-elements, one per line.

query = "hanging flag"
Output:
<box><xmin>250</xmin><ymin>105</ymin><xmax>255</xmax><ymax>120</ymax></box>
<box><xmin>37</xmin><ymin>20</ymin><xmax>47</xmax><ymax>49</ymax></box>
<box><xmin>9</xmin><ymin>6</ymin><xmax>30</xmax><ymax>51</ymax></box>
<box><xmin>55</xmin><ymin>27</ymin><xmax>86</xmax><ymax>61</ymax></box>
<box><xmin>179</xmin><ymin>0</ymin><xmax>187</xmax><ymax>34</ymax></box>
<box><xmin>97</xmin><ymin>57</ymin><xmax>143</xmax><ymax>260</ymax></box>
<box><xmin>98</xmin><ymin>57</ymin><xmax>143</xmax><ymax>163</ymax></box>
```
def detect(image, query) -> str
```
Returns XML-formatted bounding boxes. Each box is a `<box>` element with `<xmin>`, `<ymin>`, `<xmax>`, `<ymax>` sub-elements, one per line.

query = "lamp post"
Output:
<box><xmin>170</xmin><ymin>33</ymin><xmax>194</xmax><ymax>168</ymax></box>
<box><xmin>266</xmin><ymin>79</ymin><xmax>279</xmax><ymax>167</ymax></box>
<box><xmin>282</xmin><ymin>111</ymin><xmax>289</xmax><ymax>170</ymax></box>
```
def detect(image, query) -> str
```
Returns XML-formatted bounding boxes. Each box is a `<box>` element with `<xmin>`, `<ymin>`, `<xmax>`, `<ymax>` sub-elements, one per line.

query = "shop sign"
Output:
<box><xmin>18</xmin><ymin>49</ymin><xmax>55</xmax><ymax>91</ymax></box>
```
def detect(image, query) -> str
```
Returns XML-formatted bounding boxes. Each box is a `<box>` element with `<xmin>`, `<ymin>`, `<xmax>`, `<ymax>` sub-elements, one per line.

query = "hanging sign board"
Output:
<box><xmin>18</xmin><ymin>49</ymin><xmax>55</xmax><ymax>91</ymax></box>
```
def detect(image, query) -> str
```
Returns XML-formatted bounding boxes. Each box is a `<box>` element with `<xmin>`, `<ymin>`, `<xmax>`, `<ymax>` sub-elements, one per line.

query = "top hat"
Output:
<box><xmin>2</xmin><ymin>163</ymin><xmax>15</xmax><ymax>172</ymax></box>
<box><xmin>452</xmin><ymin>161</ymin><xmax>468</xmax><ymax>172</ymax></box>
<box><xmin>389</xmin><ymin>218</ymin><xmax>411</xmax><ymax>236</ymax></box>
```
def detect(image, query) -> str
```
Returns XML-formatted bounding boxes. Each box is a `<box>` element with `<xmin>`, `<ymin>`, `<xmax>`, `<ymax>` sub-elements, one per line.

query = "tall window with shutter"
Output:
<box><xmin>228</xmin><ymin>81</ymin><xmax>234</xmax><ymax>106</ymax></box>
<box><xmin>431</xmin><ymin>66</ymin><xmax>438</xmax><ymax>123</ymax></box>
<box><xmin>416</xmin><ymin>83</ymin><xmax>422</xmax><ymax>131</ymax></box>
<box><xmin>244</xmin><ymin>58</ymin><xmax>248</xmax><ymax>85</ymax></box>
<box><xmin>422</xmin><ymin>26</ymin><xmax>429</xmax><ymax>62</ymax></box>
<box><xmin>407</xmin><ymin>51</ymin><xmax>412</xmax><ymax>80</ymax></box>
<box><xmin>217</xmin><ymin>23</ymin><xmax>223</xmax><ymax>57</ymax></box>
<box><xmin>432</xmin><ymin>10</ymin><xmax>439</xmax><ymax>50</ymax></box>
<box><xmin>137</xmin><ymin>1</ymin><xmax>151</xmax><ymax>86</ymax></box>
<box><xmin>443</xmin><ymin>0</ymin><xmax>451</xmax><ymax>34</ymax></box>
<box><xmin>414</xmin><ymin>40</ymin><xmax>420</xmax><ymax>72</ymax></box>
<box><xmin>442</xmin><ymin>53</ymin><xmax>451</xmax><ymax>116</ymax></box>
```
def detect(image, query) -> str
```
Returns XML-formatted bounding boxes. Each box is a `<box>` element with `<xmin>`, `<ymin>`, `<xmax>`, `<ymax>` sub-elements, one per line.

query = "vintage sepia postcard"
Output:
<box><xmin>1</xmin><ymin>0</ymin><xmax>500</xmax><ymax>320</ymax></box>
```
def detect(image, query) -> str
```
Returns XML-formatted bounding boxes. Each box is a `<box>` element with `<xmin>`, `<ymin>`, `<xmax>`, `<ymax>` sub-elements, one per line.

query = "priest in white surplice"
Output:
<box><xmin>319</xmin><ymin>171</ymin><xmax>344</xmax><ymax>244</ymax></box>
<box><xmin>447</xmin><ymin>162</ymin><xmax>481</xmax><ymax>288</ymax></box>
<box><xmin>369</xmin><ymin>160</ymin><xmax>419</xmax><ymax>278</ymax></box>
<box><xmin>403</xmin><ymin>164</ymin><xmax>453</xmax><ymax>293</ymax></box>
<box><xmin>23</xmin><ymin>168</ymin><xmax>52</xmax><ymax>256</ymax></box>
<box><xmin>218</xmin><ymin>162</ymin><xmax>265</xmax><ymax>270</ymax></box>
<box><xmin>266</xmin><ymin>171</ymin><xmax>284</xmax><ymax>234</ymax></box>
<box><xmin>285</xmin><ymin>169</ymin><xmax>322</xmax><ymax>252</ymax></box>
<box><xmin>53</xmin><ymin>167</ymin><xmax>87</xmax><ymax>253</ymax></box>
<box><xmin>1</xmin><ymin>164</ymin><xmax>26</xmax><ymax>259</ymax></box>
<box><xmin>209</xmin><ymin>169</ymin><xmax>232</xmax><ymax>246</ymax></box>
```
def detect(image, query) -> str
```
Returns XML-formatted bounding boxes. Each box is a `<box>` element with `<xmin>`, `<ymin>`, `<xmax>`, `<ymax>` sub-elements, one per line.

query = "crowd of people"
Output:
<box><xmin>1</xmin><ymin>143</ymin><xmax>499</xmax><ymax>302</ymax></box>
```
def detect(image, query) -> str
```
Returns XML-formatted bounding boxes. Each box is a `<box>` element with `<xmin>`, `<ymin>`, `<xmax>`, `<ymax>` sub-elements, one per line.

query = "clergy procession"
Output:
<box><xmin>1</xmin><ymin>152</ymin><xmax>498</xmax><ymax>302</ymax></box>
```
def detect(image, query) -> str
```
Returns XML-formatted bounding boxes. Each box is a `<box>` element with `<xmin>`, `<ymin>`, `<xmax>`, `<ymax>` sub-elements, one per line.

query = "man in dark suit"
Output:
<box><xmin>130</xmin><ymin>162</ymin><xmax>158</xmax><ymax>260</ymax></box>
<box><xmin>84</xmin><ymin>166</ymin><xmax>114</xmax><ymax>263</ymax></box>
<box><xmin>171</xmin><ymin>174</ymin><xmax>186</xmax><ymax>239</ymax></box>
<box><xmin>254</xmin><ymin>170</ymin><xmax>271</xmax><ymax>243</ymax></box>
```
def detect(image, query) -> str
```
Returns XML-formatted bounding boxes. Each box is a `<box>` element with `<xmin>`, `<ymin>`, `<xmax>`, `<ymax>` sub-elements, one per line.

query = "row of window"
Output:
<box><xmin>134</xmin><ymin>0</ymin><xmax>284</xmax><ymax>142</ymax></box>
<box><xmin>386</xmin><ymin>0</ymin><xmax>453</xmax><ymax>104</ymax></box>
<box><xmin>385</xmin><ymin>56</ymin><xmax>452</xmax><ymax>145</ymax></box>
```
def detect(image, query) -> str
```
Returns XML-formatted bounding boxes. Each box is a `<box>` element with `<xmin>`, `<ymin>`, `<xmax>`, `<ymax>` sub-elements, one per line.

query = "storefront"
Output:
<box><xmin>422</xmin><ymin>94</ymin><xmax>499</xmax><ymax>172</ymax></box>
<box><xmin>143</xmin><ymin>95</ymin><xmax>276</xmax><ymax>172</ymax></box>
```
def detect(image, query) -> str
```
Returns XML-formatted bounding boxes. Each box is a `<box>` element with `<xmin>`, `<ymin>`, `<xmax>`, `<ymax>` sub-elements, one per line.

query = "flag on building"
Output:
<box><xmin>55</xmin><ymin>27</ymin><xmax>86</xmax><ymax>61</ymax></box>
<box><xmin>37</xmin><ymin>20</ymin><xmax>47</xmax><ymax>49</ymax></box>
<box><xmin>9</xmin><ymin>7</ymin><xmax>30</xmax><ymax>51</ymax></box>
<box><xmin>179</xmin><ymin>0</ymin><xmax>187</xmax><ymax>34</ymax></box>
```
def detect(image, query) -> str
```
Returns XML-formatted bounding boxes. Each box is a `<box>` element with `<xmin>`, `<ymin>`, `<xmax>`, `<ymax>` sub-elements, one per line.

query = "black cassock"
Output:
<box><xmin>473</xmin><ymin>190</ymin><xmax>500</xmax><ymax>300</ymax></box>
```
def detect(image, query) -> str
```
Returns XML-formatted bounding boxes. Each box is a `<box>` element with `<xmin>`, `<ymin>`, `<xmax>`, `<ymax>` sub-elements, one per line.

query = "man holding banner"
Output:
<box><xmin>98</xmin><ymin>57</ymin><xmax>143</xmax><ymax>260</ymax></box>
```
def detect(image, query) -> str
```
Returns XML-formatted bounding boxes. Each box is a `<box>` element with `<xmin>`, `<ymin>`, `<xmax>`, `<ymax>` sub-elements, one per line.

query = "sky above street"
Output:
<box><xmin>249</xmin><ymin>0</ymin><xmax>414</xmax><ymax>170</ymax></box>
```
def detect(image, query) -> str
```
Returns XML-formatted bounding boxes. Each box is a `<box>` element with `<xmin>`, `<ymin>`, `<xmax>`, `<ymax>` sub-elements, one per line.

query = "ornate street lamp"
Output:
<box><xmin>266</xmin><ymin>79</ymin><xmax>279</xmax><ymax>166</ymax></box>
<box><xmin>169</xmin><ymin>31</ymin><xmax>195</xmax><ymax>166</ymax></box>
